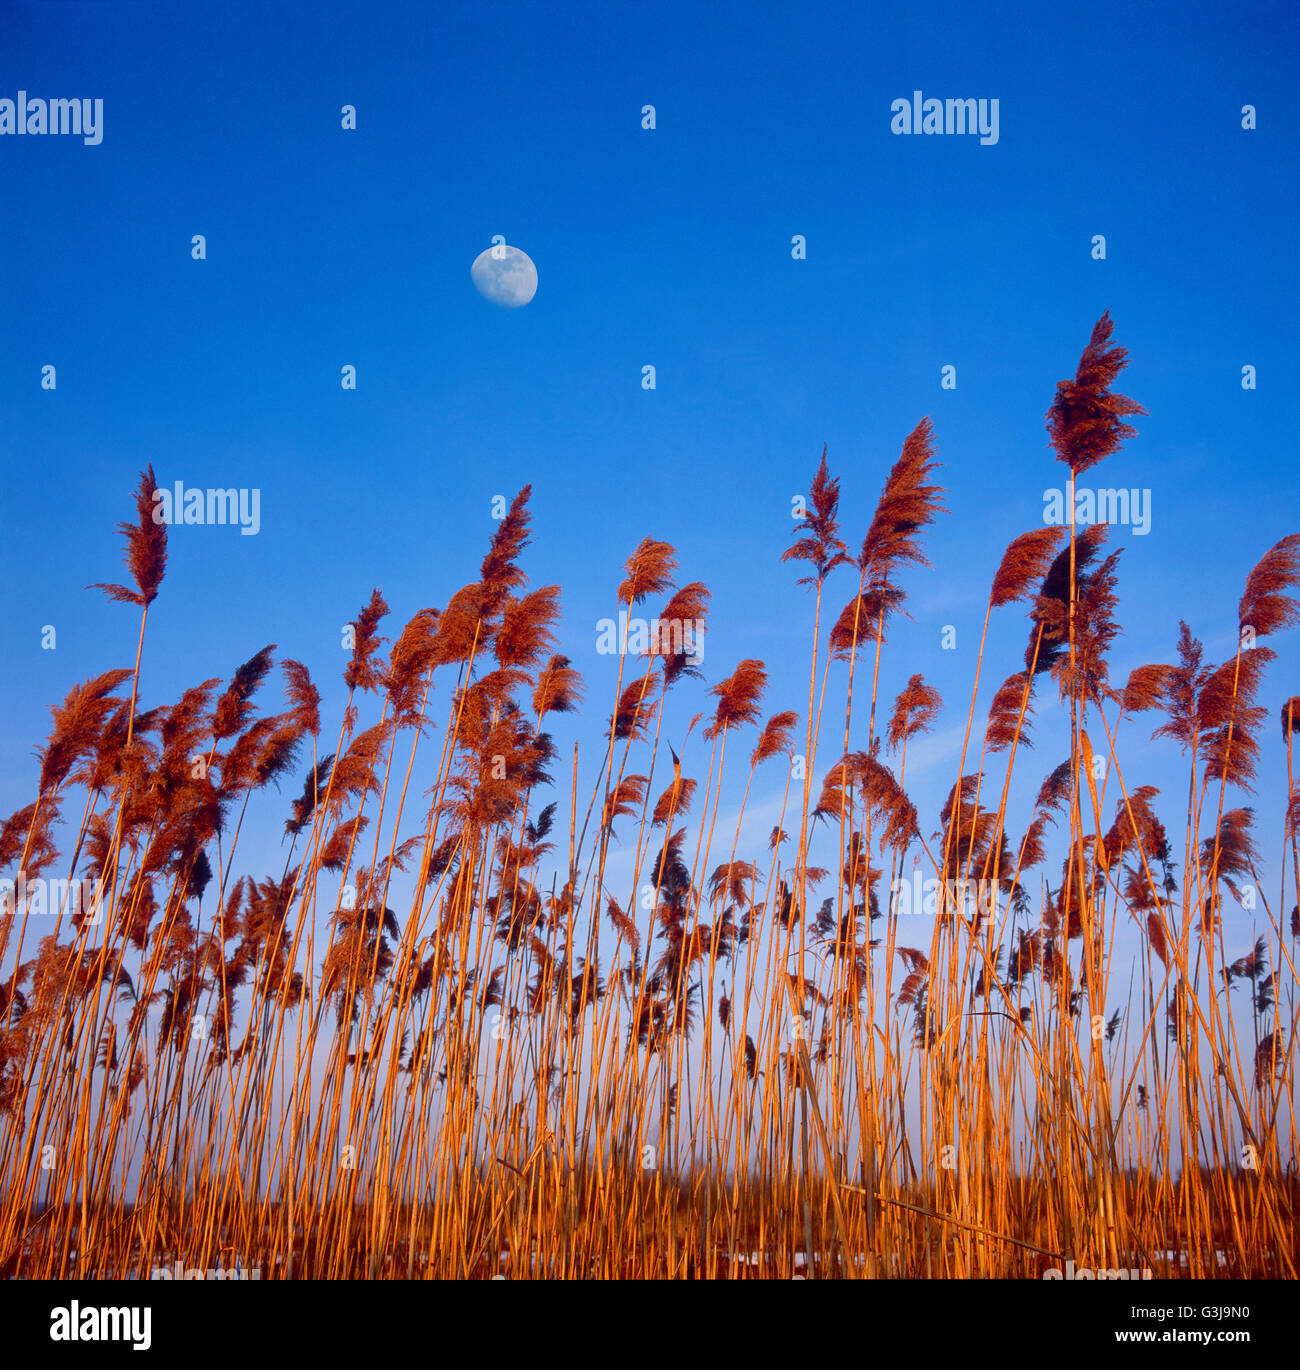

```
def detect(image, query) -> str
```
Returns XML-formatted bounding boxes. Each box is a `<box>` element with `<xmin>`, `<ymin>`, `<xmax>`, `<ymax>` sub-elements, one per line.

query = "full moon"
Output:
<box><xmin>471</xmin><ymin>245</ymin><xmax>538</xmax><ymax>308</ymax></box>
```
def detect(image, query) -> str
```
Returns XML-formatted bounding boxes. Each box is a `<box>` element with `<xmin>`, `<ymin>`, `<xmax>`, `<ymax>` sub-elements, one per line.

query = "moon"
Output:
<box><xmin>471</xmin><ymin>245</ymin><xmax>538</xmax><ymax>308</ymax></box>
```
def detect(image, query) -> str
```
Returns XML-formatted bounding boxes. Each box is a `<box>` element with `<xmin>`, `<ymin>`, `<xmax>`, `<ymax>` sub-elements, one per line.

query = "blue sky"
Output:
<box><xmin>2</xmin><ymin>0</ymin><xmax>1298</xmax><ymax>995</ymax></box>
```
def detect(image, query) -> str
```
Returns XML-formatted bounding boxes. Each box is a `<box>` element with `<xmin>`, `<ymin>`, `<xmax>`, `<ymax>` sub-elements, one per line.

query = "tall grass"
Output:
<box><xmin>1</xmin><ymin>314</ymin><xmax>1296</xmax><ymax>1279</ymax></box>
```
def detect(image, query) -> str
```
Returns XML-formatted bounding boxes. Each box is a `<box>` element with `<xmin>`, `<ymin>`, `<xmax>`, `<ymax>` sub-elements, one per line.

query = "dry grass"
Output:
<box><xmin>1</xmin><ymin>313</ymin><xmax>1297</xmax><ymax>1280</ymax></box>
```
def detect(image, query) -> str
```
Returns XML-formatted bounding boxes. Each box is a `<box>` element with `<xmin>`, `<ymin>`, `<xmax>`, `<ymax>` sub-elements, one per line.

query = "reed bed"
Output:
<box><xmin>1</xmin><ymin>313</ymin><xmax>1296</xmax><ymax>1279</ymax></box>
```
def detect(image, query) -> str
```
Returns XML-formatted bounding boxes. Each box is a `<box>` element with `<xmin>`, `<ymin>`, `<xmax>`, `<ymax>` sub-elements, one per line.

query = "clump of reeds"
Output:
<box><xmin>0</xmin><ymin>315</ymin><xmax>1297</xmax><ymax>1281</ymax></box>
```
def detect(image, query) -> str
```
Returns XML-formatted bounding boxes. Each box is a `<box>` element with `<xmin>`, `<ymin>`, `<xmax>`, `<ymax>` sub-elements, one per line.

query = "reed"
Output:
<box><xmin>1</xmin><ymin>314</ymin><xmax>1296</xmax><ymax>1280</ymax></box>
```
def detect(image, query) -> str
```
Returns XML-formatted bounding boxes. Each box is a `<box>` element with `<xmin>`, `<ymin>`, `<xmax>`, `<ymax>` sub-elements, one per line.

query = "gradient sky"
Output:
<box><xmin>3</xmin><ymin>0</ymin><xmax>1298</xmax><ymax>1027</ymax></box>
